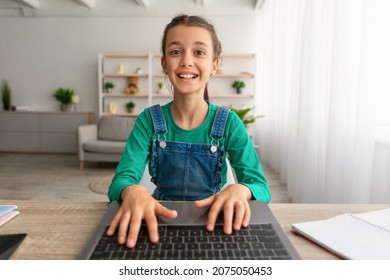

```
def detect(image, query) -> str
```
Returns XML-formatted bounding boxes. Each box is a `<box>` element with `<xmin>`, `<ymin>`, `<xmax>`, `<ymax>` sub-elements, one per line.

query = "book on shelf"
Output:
<box><xmin>0</xmin><ymin>205</ymin><xmax>20</xmax><ymax>227</ymax></box>
<box><xmin>291</xmin><ymin>207</ymin><xmax>390</xmax><ymax>260</ymax></box>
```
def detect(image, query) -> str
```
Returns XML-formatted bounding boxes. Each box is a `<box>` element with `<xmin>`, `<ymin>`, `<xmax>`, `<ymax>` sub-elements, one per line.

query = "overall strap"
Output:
<box><xmin>149</xmin><ymin>104</ymin><xmax>168</xmax><ymax>135</ymax></box>
<box><xmin>210</xmin><ymin>106</ymin><xmax>230</xmax><ymax>140</ymax></box>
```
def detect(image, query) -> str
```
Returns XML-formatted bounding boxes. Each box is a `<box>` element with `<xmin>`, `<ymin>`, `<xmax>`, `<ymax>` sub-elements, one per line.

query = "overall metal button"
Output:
<box><xmin>210</xmin><ymin>145</ymin><xmax>217</xmax><ymax>153</ymax></box>
<box><xmin>160</xmin><ymin>141</ymin><xmax>167</xmax><ymax>149</ymax></box>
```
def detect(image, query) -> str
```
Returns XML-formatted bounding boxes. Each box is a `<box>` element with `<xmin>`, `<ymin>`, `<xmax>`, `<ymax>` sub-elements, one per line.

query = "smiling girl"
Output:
<box><xmin>107</xmin><ymin>14</ymin><xmax>271</xmax><ymax>248</ymax></box>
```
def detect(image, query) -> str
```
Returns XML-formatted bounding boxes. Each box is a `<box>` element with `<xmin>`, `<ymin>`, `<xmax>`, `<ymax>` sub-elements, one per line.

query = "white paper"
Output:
<box><xmin>0</xmin><ymin>210</ymin><xmax>20</xmax><ymax>227</ymax></box>
<box><xmin>291</xmin><ymin>208</ymin><xmax>390</xmax><ymax>260</ymax></box>
<box><xmin>0</xmin><ymin>205</ymin><xmax>17</xmax><ymax>217</ymax></box>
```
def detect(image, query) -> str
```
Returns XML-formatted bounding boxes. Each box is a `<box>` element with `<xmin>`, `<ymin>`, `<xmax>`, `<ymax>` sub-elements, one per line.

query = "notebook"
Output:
<box><xmin>80</xmin><ymin>200</ymin><xmax>300</xmax><ymax>260</ymax></box>
<box><xmin>0</xmin><ymin>205</ymin><xmax>19</xmax><ymax>227</ymax></box>
<box><xmin>291</xmin><ymin>208</ymin><xmax>390</xmax><ymax>260</ymax></box>
<box><xmin>0</xmin><ymin>205</ymin><xmax>17</xmax><ymax>216</ymax></box>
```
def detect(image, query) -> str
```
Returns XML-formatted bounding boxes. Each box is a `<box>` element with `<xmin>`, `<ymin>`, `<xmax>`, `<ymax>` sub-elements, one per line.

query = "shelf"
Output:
<box><xmin>152</xmin><ymin>94</ymin><xmax>172</xmax><ymax>98</ymax></box>
<box><xmin>221</xmin><ymin>53</ymin><xmax>255</xmax><ymax>58</ymax></box>
<box><xmin>102</xmin><ymin>54</ymin><xmax>149</xmax><ymax>59</ymax></box>
<box><xmin>103</xmin><ymin>73</ymin><xmax>148</xmax><ymax>78</ymax></box>
<box><xmin>210</xmin><ymin>94</ymin><xmax>254</xmax><ymax>98</ymax></box>
<box><xmin>214</xmin><ymin>73</ymin><xmax>254</xmax><ymax>78</ymax></box>
<box><xmin>102</xmin><ymin>93</ymin><xmax>148</xmax><ymax>98</ymax></box>
<box><xmin>102</xmin><ymin>112</ymin><xmax>139</xmax><ymax>117</ymax></box>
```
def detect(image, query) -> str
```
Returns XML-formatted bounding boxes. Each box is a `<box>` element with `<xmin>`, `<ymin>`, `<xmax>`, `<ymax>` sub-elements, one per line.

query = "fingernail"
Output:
<box><xmin>118</xmin><ymin>236</ymin><xmax>125</xmax><ymax>244</ymax></box>
<box><xmin>127</xmin><ymin>239</ymin><xmax>135</xmax><ymax>248</ymax></box>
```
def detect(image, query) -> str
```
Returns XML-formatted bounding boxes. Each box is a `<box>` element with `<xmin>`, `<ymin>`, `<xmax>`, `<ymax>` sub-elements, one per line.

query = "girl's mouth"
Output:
<box><xmin>177</xmin><ymin>74</ymin><xmax>199</xmax><ymax>79</ymax></box>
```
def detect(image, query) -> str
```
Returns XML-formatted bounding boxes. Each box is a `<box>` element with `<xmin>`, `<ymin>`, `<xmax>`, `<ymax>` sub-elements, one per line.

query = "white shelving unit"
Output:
<box><xmin>98</xmin><ymin>53</ymin><xmax>256</xmax><ymax>118</ymax></box>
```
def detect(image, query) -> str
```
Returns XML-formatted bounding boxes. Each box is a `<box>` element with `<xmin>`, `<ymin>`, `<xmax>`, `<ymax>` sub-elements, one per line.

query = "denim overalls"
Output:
<box><xmin>148</xmin><ymin>104</ymin><xmax>230</xmax><ymax>201</ymax></box>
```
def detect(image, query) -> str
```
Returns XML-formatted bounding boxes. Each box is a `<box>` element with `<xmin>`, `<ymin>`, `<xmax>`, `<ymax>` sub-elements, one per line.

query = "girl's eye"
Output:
<box><xmin>195</xmin><ymin>50</ymin><xmax>206</xmax><ymax>56</ymax></box>
<box><xmin>169</xmin><ymin>50</ymin><xmax>182</xmax><ymax>56</ymax></box>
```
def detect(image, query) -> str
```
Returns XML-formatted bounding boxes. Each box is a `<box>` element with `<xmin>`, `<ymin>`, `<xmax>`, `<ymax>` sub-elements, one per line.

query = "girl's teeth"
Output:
<box><xmin>179</xmin><ymin>74</ymin><xmax>197</xmax><ymax>79</ymax></box>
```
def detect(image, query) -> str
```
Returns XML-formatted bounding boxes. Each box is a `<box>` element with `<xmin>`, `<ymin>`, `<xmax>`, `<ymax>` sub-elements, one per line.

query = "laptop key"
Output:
<box><xmin>125</xmin><ymin>251</ymin><xmax>139</xmax><ymax>259</ymax></box>
<box><xmin>226</xmin><ymin>243</ymin><xmax>238</xmax><ymax>250</ymax></box>
<box><xmin>194</xmin><ymin>250</ymin><xmax>206</xmax><ymax>258</ymax></box>
<box><xmin>264</xmin><ymin>242</ymin><xmax>285</xmax><ymax>249</ymax></box>
<box><xmin>111</xmin><ymin>251</ymin><xmax>125</xmax><ymax>259</ymax></box>
<box><xmin>180</xmin><ymin>251</ymin><xmax>193</xmax><ymax>259</ymax></box>
<box><xmin>152</xmin><ymin>251</ymin><xmax>166</xmax><ymax>259</ymax></box>
<box><xmin>200</xmin><ymin>243</ymin><xmax>212</xmax><ymax>250</ymax></box>
<box><xmin>238</xmin><ymin>243</ymin><xmax>251</xmax><ymax>250</ymax></box>
<box><xmin>213</xmin><ymin>243</ymin><xmax>225</xmax><ymax>250</ymax></box>
<box><xmin>90</xmin><ymin>250</ymin><xmax>111</xmax><ymax>259</ymax></box>
<box><xmin>167</xmin><ymin>251</ymin><xmax>180</xmax><ymax>258</ymax></box>
<box><xmin>187</xmin><ymin>243</ymin><xmax>199</xmax><ymax>250</ymax></box>
<box><xmin>161</xmin><ymin>243</ymin><xmax>173</xmax><ymax>250</ymax></box>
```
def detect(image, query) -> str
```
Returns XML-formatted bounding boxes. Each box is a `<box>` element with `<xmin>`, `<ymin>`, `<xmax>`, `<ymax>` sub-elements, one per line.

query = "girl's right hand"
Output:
<box><xmin>106</xmin><ymin>185</ymin><xmax>177</xmax><ymax>248</ymax></box>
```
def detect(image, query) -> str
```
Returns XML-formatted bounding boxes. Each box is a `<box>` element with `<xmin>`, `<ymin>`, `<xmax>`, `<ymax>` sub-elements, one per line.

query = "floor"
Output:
<box><xmin>0</xmin><ymin>153</ymin><xmax>291</xmax><ymax>203</ymax></box>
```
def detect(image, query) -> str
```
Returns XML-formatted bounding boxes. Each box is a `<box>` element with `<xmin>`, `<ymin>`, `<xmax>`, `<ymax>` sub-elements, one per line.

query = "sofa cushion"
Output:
<box><xmin>98</xmin><ymin>116</ymin><xmax>136</xmax><ymax>142</ymax></box>
<box><xmin>83</xmin><ymin>140</ymin><xmax>126</xmax><ymax>154</ymax></box>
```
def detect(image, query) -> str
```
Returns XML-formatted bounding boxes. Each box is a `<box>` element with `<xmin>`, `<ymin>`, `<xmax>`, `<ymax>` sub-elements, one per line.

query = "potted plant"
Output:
<box><xmin>157</xmin><ymin>82</ymin><xmax>163</xmax><ymax>94</ymax></box>
<box><xmin>53</xmin><ymin>87</ymin><xmax>74</xmax><ymax>111</ymax></box>
<box><xmin>104</xmin><ymin>82</ymin><xmax>115</xmax><ymax>93</ymax></box>
<box><xmin>230</xmin><ymin>107</ymin><xmax>263</xmax><ymax>127</ymax></box>
<box><xmin>1</xmin><ymin>80</ymin><xmax>11</xmax><ymax>111</ymax></box>
<box><xmin>126</xmin><ymin>101</ymin><xmax>135</xmax><ymax>113</ymax></box>
<box><xmin>232</xmin><ymin>80</ymin><xmax>246</xmax><ymax>94</ymax></box>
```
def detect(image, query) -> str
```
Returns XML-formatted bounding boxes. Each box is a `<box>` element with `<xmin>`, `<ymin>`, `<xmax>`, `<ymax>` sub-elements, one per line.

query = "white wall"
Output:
<box><xmin>0</xmin><ymin>16</ymin><xmax>260</xmax><ymax>117</ymax></box>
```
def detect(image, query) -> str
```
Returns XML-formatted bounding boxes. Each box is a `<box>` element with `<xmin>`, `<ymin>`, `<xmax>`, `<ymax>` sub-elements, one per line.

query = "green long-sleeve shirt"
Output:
<box><xmin>108</xmin><ymin>101</ymin><xmax>271</xmax><ymax>203</ymax></box>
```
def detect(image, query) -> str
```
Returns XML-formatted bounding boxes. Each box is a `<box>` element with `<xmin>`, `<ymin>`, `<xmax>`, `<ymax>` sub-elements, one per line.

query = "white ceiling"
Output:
<box><xmin>0</xmin><ymin>0</ymin><xmax>266</xmax><ymax>18</ymax></box>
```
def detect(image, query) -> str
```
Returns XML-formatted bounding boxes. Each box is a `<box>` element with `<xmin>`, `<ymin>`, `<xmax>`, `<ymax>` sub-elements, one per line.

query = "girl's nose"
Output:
<box><xmin>180</xmin><ymin>52</ymin><xmax>194</xmax><ymax>67</ymax></box>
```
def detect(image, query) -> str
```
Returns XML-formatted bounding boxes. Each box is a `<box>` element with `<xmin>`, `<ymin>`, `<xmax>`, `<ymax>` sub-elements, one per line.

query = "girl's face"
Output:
<box><xmin>161</xmin><ymin>25</ymin><xmax>219</xmax><ymax>97</ymax></box>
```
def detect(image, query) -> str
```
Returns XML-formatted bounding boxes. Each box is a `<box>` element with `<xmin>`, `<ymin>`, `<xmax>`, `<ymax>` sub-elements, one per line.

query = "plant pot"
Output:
<box><xmin>60</xmin><ymin>104</ymin><xmax>69</xmax><ymax>112</ymax></box>
<box><xmin>3</xmin><ymin>102</ymin><xmax>11</xmax><ymax>110</ymax></box>
<box><xmin>236</xmin><ymin>87</ymin><xmax>243</xmax><ymax>94</ymax></box>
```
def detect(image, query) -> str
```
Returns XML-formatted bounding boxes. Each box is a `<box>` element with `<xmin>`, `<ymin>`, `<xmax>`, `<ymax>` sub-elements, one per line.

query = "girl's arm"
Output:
<box><xmin>225</xmin><ymin>111</ymin><xmax>271</xmax><ymax>202</ymax></box>
<box><xmin>108</xmin><ymin>110</ymin><xmax>153</xmax><ymax>201</ymax></box>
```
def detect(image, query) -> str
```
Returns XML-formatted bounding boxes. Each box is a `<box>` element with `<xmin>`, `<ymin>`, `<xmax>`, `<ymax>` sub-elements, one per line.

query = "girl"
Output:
<box><xmin>107</xmin><ymin>14</ymin><xmax>271</xmax><ymax>248</ymax></box>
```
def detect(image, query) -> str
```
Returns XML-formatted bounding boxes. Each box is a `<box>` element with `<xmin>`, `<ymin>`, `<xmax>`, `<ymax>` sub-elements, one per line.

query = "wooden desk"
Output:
<box><xmin>0</xmin><ymin>200</ymin><xmax>389</xmax><ymax>260</ymax></box>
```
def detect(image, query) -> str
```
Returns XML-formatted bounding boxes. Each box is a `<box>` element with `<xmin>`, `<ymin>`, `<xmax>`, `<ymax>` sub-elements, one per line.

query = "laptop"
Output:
<box><xmin>79</xmin><ymin>201</ymin><xmax>300</xmax><ymax>260</ymax></box>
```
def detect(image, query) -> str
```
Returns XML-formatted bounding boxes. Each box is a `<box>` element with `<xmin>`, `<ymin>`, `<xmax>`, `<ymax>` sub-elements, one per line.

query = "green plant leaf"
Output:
<box><xmin>53</xmin><ymin>87</ymin><xmax>74</xmax><ymax>105</ymax></box>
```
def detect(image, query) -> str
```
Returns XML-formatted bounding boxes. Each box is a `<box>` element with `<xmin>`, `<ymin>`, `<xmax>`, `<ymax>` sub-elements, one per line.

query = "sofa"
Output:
<box><xmin>78</xmin><ymin>116</ymin><xmax>136</xmax><ymax>170</ymax></box>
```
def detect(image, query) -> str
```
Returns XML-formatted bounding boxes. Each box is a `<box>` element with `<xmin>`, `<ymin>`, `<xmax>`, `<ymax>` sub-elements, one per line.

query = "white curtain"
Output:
<box><xmin>255</xmin><ymin>0</ymin><xmax>390</xmax><ymax>203</ymax></box>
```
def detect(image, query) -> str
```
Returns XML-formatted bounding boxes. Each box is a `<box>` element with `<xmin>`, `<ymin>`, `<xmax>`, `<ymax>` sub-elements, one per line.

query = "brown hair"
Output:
<box><xmin>161</xmin><ymin>14</ymin><xmax>222</xmax><ymax>100</ymax></box>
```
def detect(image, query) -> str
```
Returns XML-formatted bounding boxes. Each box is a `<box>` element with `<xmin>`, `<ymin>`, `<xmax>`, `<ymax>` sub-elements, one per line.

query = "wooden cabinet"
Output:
<box><xmin>0</xmin><ymin>111</ymin><xmax>93</xmax><ymax>153</ymax></box>
<box><xmin>98</xmin><ymin>53</ymin><xmax>256</xmax><ymax>118</ymax></box>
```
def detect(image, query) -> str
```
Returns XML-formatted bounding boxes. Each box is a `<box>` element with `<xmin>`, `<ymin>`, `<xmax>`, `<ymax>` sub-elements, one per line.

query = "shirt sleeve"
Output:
<box><xmin>108</xmin><ymin>109</ymin><xmax>153</xmax><ymax>201</ymax></box>
<box><xmin>225</xmin><ymin>111</ymin><xmax>271</xmax><ymax>203</ymax></box>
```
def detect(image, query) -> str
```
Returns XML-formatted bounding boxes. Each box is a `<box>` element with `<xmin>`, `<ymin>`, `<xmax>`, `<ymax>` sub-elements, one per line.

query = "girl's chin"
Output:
<box><xmin>173</xmin><ymin>85</ymin><xmax>202</xmax><ymax>94</ymax></box>
<box><xmin>173</xmin><ymin>89</ymin><xmax>205</xmax><ymax>97</ymax></box>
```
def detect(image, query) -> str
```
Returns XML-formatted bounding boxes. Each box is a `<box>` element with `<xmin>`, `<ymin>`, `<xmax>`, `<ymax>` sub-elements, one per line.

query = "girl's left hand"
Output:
<box><xmin>193</xmin><ymin>184</ymin><xmax>252</xmax><ymax>234</ymax></box>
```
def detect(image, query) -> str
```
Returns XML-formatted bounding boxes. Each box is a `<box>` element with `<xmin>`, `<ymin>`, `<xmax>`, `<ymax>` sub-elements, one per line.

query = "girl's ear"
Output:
<box><xmin>161</xmin><ymin>56</ymin><xmax>167</xmax><ymax>74</ymax></box>
<box><xmin>210</xmin><ymin>58</ymin><xmax>220</xmax><ymax>76</ymax></box>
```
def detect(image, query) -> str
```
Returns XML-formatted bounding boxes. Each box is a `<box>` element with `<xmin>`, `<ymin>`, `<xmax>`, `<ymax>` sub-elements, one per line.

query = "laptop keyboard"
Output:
<box><xmin>89</xmin><ymin>224</ymin><xmax>292</xmax><ymax>260</ymax></box>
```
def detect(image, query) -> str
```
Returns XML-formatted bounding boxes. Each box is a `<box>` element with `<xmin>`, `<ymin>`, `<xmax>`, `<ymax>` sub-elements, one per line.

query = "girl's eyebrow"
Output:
<box><xmin>166</xmin><ymin>41</ymin><xmax>209</xmax><ymax>48</ymax></box>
